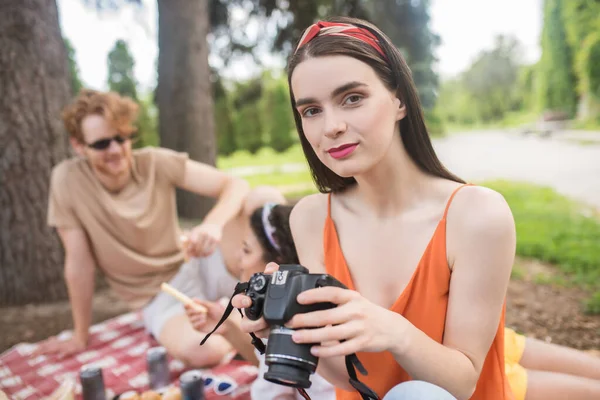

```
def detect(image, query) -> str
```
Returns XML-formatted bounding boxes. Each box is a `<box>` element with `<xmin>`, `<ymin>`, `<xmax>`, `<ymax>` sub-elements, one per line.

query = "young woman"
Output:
<box><xmin>232</xmin><ymin>17</ymin><xmax>515</xmax><ymax>400</ymax></box>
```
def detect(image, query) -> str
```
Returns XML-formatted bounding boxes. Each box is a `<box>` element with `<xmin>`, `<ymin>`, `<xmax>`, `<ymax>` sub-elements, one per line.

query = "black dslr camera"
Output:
<box><xmin>244</xmin><ymin>264</ymin><xmax>346</xmax><ymax>389</ymax></box>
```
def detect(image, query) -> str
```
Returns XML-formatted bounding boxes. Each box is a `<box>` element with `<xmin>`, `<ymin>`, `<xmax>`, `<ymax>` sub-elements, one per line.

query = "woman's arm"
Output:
<box><xmin>388</xmin><ymin>187</ymin><xmax>515</xmax><ymax>399</ymax></box>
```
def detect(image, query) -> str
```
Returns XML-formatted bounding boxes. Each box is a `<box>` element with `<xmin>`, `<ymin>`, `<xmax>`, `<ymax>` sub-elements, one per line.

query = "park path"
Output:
<box><xmin>433</xmin><ymin>130</ymin><xmax>600</xmax><ymax>207</ymax></box>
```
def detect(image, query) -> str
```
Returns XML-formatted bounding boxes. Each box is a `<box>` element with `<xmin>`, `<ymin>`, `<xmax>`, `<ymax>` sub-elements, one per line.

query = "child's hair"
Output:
<box><xmin>250</xmin><ymin>204</ymin><xmax>299</xmax><ymax>265</ymax></box>
<box><xmin>287</xmin><ymin>17</ymin><xmax>463</xmax><ymax>193</ymax></box>
<box><xmin>62</xmin><ymin>89</ymin><xmax>138</xmax><ymax>142</ymax></box>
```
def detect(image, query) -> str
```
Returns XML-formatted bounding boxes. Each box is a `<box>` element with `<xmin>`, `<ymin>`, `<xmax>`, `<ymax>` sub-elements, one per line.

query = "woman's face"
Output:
<box><xmin>236</xmin><ymin>229</ymin><xmax>268</xmax><ymax>282</ymax></box>
<box><xmin>291</xmin><ymin>55</ymin><xmax>406</xmax><ymax>178</ymax></box>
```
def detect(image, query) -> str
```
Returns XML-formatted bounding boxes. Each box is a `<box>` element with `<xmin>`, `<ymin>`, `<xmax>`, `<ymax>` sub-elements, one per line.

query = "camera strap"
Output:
<box><xmin>345</xmin><ymin>354</ymin><xmax>380</xmax><ymax>399</ymax></box>
<box><xmin>200</xmin><ymin>282</ymin><xmax>265</xmax><ymax>352</ymax></box>
<box><xmin>200</xmin><ymin>282</ymin><xmax>379</xmax><ymax>400</ymax></box>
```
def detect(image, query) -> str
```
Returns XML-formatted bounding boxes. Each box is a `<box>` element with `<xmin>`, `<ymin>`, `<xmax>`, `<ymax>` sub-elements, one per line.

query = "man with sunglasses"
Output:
<box><xmin>36</xmin><ymin>89</ymin><xmax>261</xmax><ymax>368</ymax></box>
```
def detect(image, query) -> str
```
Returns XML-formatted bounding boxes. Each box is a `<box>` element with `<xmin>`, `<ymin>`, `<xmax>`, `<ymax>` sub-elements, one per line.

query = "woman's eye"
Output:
<box><xmin>344</xmin><ymin>94</ymin><xmax>363</xmax><ymax>105</ymax></box>
<box><xmin>302</xmin><ymin>107</ymin><xmax>320</xmax><ymax>117</ymax></box>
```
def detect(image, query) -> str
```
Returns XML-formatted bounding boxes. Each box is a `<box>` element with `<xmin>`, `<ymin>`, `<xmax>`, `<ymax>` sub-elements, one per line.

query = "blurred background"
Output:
<box><xmin>1</xmin><ymin>0</ymin><xmax>598</xmax><ymax>354</ymax></box>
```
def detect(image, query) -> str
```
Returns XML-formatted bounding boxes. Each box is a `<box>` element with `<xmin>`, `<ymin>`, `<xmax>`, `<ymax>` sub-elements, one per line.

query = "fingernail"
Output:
<box><xmin>311</xmin><ymin>347</ymin><xmax>319</xmax><ymax>356</ymax></box>
<box><xmin>242</xmin><ymin>298</ymin><xmax>251</xmax><ymax>307</ymax></box>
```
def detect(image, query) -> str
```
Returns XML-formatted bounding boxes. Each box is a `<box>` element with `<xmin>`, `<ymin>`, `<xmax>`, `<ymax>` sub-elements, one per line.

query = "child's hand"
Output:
<box><xmin>185</xmin><ymin>299</ymin><xmax>229</xmax><ymax>335</ymax></box>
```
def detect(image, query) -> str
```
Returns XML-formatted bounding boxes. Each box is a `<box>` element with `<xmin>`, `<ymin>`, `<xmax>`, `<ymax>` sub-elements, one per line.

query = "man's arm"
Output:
<box><xmin>180</xmin><ymin>160</ymin><xmax>249</xmax><ymax>227</ymax></box>
<box><xmin>35</xmin><ymin>227</ymin><xmax>96</xmax><ymax>356</ymax></box>
<box><xmin>60</xmin><ymin>227</ymin><xmax>96</xmax><ymax>347</ymax></box>
<box><xmin>179</xmin><ymin>160</ymin><xmax>250</xmax><ymax>257</ymax></box>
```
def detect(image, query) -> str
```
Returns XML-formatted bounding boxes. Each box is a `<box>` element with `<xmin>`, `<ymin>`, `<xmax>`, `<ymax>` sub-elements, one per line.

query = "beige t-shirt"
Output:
<box><xmin>47</xmin><ymin>147</ymin><xmax>188</xmax><ymax>309</ymax></box>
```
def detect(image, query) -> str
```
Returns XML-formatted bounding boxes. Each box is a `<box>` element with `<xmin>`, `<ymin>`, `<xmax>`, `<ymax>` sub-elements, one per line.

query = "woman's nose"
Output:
<box><xmin>323</xmin><ymin>110</ymin><xmax>347</xmax><ymax>139</ymax></box>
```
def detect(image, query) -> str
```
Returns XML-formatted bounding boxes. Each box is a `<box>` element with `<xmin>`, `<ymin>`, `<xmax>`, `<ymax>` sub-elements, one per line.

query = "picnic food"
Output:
<box><xmin>140</xmin><ymin>390</ymin><xmax>161</xmax><ymax>400</ymax></box>
<box><xmin>117</xmin><ymin>387</ymin><xmax>182</xmax><ymax>400</ymax></box>
<box><xmin>160</xmin><ymin>282</ymin><xmax>208</xmax><ymax>313</ymax></box>
<box><xmin>162</xmin><ymin>387</ymin><xmax>183</xmax><ymax>400</ymax></box>
<box><xmin>46</xmin><ymin>379</ymin><xmax>75</xmax><ymax>400</ymax></box>
<box><xmin>118</xmin><ymin>391</ymin><xmax>140</xmax><ymax>400</ymax></box>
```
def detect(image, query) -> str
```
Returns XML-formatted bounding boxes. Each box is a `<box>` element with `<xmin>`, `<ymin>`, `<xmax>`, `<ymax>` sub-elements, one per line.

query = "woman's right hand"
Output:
<box><xmin>232</xmin><ymin>262</ymin><xmax>280</xmax><ymax>338</ymax></box>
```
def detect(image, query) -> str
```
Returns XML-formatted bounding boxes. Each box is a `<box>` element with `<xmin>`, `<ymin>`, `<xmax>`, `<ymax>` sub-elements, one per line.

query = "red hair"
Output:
<box><xmin>61</xmin><ymin>89</ymin><xmax>138</xmax><ymax>141</ymax></box>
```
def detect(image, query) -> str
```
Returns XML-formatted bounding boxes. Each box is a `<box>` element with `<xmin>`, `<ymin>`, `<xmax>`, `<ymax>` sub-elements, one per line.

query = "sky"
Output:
<box><xmin>57</xmin><ymin>0</ymin><xmax>543</xmax><ymax>92</ymax></box>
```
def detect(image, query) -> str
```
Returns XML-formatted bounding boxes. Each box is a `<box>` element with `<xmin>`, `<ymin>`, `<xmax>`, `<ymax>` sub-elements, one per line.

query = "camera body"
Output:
<box><xmin>244</xmin><ymin>264</ymin><xmax>346</xmax><ymax>389</ymax></box>
<box><xmin>245</xmin><ymin>264</ymin><xmax>343</xmax><ymax>323</ymax></box>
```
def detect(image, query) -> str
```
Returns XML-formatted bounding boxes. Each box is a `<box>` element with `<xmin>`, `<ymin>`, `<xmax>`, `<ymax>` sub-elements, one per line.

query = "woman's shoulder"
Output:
<box><xmin>449</xmin><ymin>184</ymin><xmax>513</xmax><ymax>225</ymax></box>
<box><xmin>446</xmin><ymin>184</ymin><xmax>516</xmax><ymax>264</ymax></box>
<box><xmin>290</xmin><ymin>192</ymin><xmax>329</xmax><ymax>231</ymax></box>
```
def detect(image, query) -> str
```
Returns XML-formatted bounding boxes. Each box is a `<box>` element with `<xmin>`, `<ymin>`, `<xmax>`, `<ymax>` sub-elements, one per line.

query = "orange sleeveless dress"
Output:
<box><xmin>323</xmin><ymin>185</ymin><xmax>514</xmax><ymax>400</ymax></box>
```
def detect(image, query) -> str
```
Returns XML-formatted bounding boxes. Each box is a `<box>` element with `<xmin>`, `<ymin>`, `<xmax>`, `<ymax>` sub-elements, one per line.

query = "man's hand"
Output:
<box><xmin>33</xmin><ymin>336</ymin><xmax>87</xmax><ymax>359</ymax></box>
<box><xmin>184</xmin><ymin>223</ymin><xmax>223</xmax><ymax>258</ymax></box>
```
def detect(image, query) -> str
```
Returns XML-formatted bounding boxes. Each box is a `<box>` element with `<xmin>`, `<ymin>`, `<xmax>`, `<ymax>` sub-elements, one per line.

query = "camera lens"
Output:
<box><xmin>263</xmin><ymin>326</ymin><xmax>317</xmax><ymax>389</ymax></box>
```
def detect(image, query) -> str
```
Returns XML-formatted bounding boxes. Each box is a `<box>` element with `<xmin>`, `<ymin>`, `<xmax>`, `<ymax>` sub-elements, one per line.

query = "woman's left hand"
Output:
<box><xmin>285</xmin><ymin>287</ymin><xmax>405</xmax><ymax>358</ymax></box>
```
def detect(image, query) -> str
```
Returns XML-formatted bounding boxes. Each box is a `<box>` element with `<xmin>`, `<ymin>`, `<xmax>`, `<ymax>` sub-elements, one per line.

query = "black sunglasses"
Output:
<box><xmin>85</xmin><ymin>133</ymin><xmax>137</xmax><ymax>150</ymax></box>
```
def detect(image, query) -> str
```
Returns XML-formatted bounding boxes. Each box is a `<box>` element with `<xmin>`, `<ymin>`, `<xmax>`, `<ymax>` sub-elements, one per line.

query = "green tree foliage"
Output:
<box><xmin>579</xmin><ymin>31</ymin><xmax>600</xmax><ymax>99</ymax></box>
<box><xmin>232</xmin><ymin>78</ymin><xmax>263</xmax><ymax>154</ymax></box>
<box><xmin>211</xmin><ymin>0</ymin><xmax>439</xmax><ymax>111</ymax></box>
<box><xmin>563</xmin><ymin>0</ymin><xmax>600</xmax><ymax>120</ymax></box>
<box><xmin>137</xmin><ymin>93</ymin><xmax>160</xmax><ymax>147</ymax></box>
<box><xmin>213</xmin><ymin>73</ymin><xmax>296</xmax><ymax>155</ymax></box>
<box><xmin>436</xmin><ymin>79</ymin><xmax>479</xmax><ymax>125</ymax></box>
<box><xmin>437</xmin><ymin>35</ymin><xmax>524</xmax><ymax>124</ymax></box>
<box><xmin>517</xmin><ymin>64</ymin><xmax>537</xmax><ymax>110</ymax></box>
<box><xmin>107</xmin><ymin>39</ymin><xmax>138</xmax><ymax>100</ymax></box>
<box><xmin>107</xmin><ymin>39</ymin><xmax>158</xmax><ymax>147</ymax></box>
<box><xmin>562</xmin><ymin>0</ymin><xmax>600</xmax><ymax>54</ymax></box>
<box><xmin>263</xmin><ymin>75</ymin><xmax>295</xmax><ymax>153</ymax></box>
<box><xmin>215</xmin><ymin>96</ymin><xmax>237</xmax><ymax>155</ymax></box>
<box><xmin>367</xmin><ymin>0</ymin><xmax>440</xmax><ymax>110</ymax></box>
<box><xmin>63</xmin><ymin>37</ymin><xmax>83</xmax><ymax>96</ymax></box>
<box><xmin>213</xmin><ymin>74</ymin><xmax>237</xmax><ymax>156</ymax></box>
<box><xmin>464</xmin><ymin>36</ymin><xmax>522</xmax><ymax>121</ymax></box>
<box><xmin>537</xmin><ymin>0</ymin><xmax>577</xmax><ymax>116</ymax></box>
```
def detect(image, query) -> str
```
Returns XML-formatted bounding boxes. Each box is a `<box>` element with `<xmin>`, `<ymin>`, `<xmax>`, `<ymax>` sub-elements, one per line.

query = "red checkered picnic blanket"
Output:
<box><xmin>0</xmin><ymin>312</ymin><xmax>258</xmax><ymax>399</ymax></box>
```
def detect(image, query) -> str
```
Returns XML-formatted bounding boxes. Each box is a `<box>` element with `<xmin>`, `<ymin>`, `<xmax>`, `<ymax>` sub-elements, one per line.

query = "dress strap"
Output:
<box><xmin>443</xmin><ymin>183</ymin><xmax>473</xmax><ymax>219</ymax></box>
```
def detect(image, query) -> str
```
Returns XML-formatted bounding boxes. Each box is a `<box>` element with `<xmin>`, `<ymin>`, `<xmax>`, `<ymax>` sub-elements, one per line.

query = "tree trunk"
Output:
<box><xmin>157</xmin><ymin>0</ymin><xmax>216</xmax><ymax>220</ymax></box>
<box><xmin>0</xmin><ymin>0</ymin><xmax>72</xmax><ymax>305</ymax></box>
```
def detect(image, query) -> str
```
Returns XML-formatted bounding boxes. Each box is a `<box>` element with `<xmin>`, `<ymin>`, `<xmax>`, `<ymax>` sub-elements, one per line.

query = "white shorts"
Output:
<box><xmin>142</xmin><ymin>249</ymin><xmax>238</xmax><ymax>338</ymax></box>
